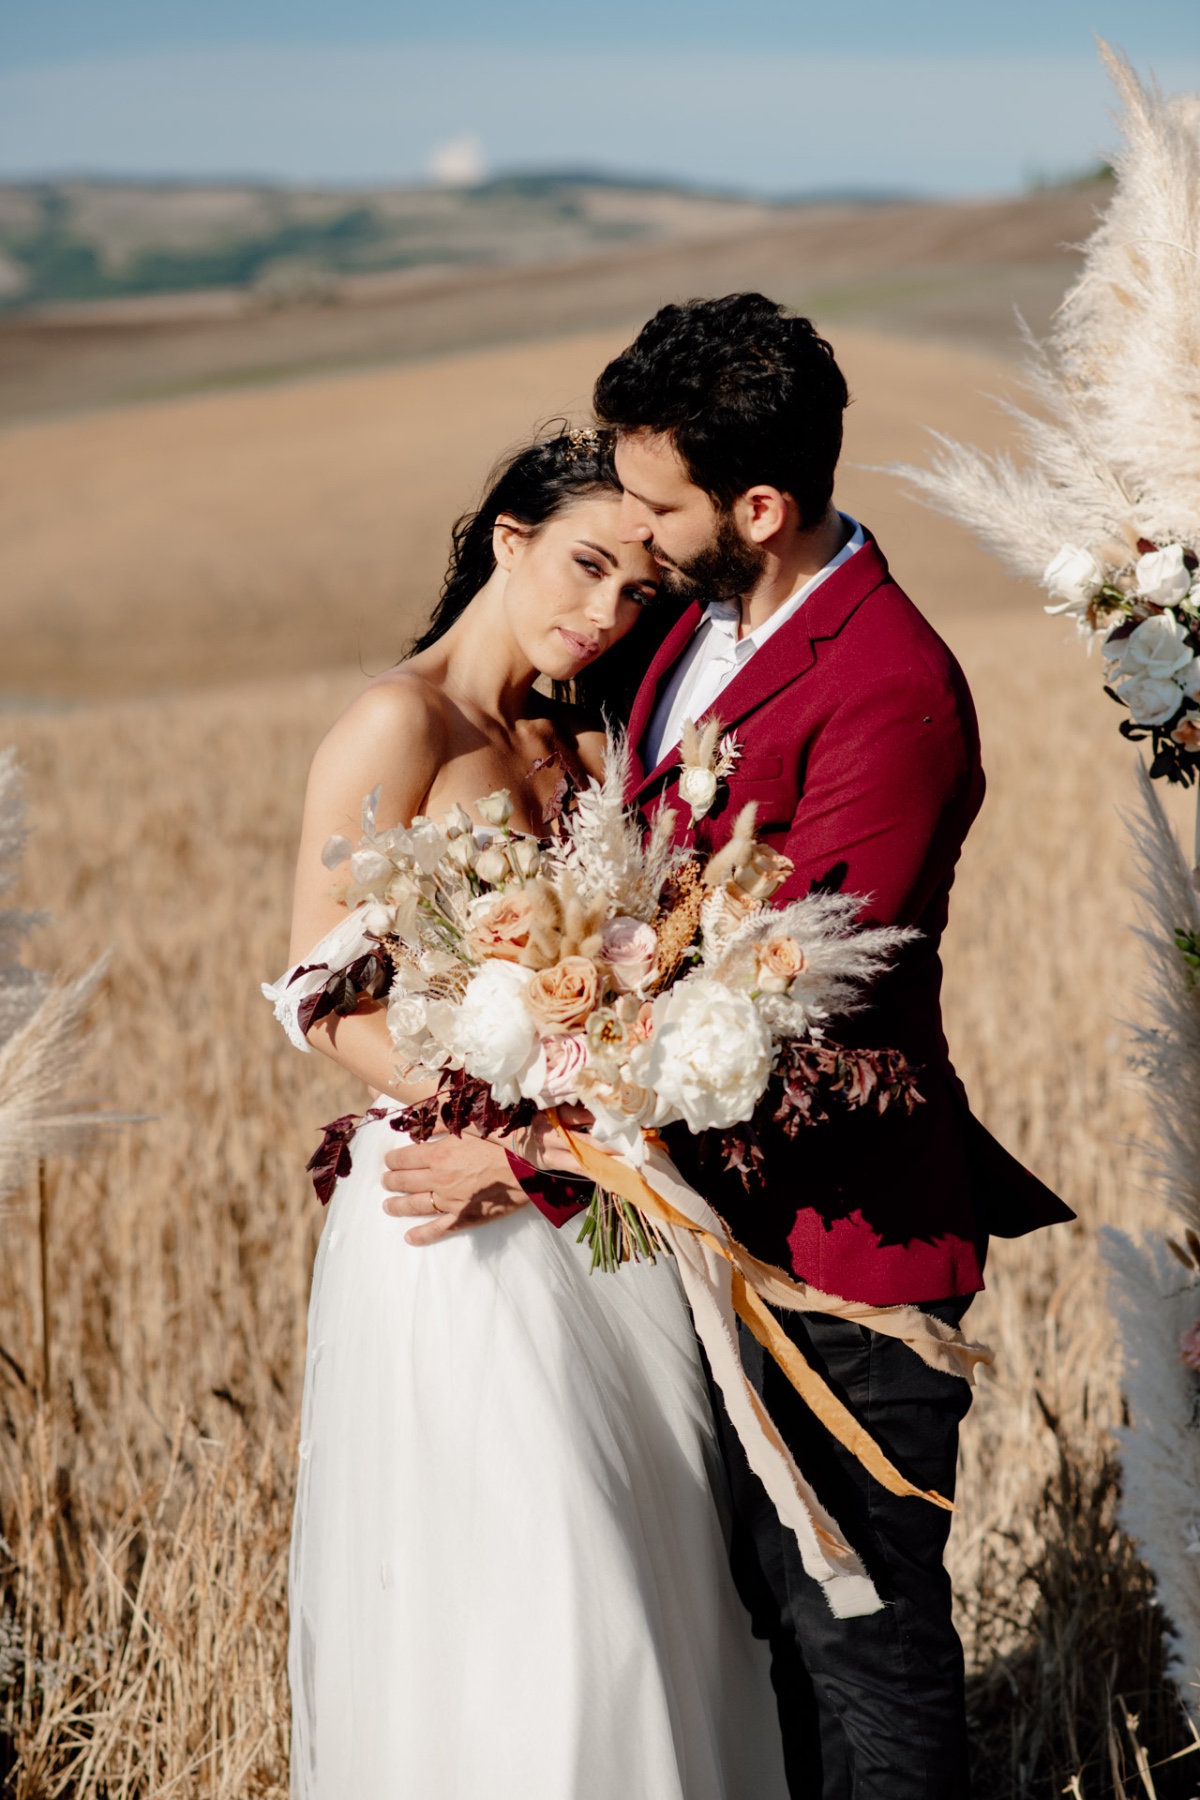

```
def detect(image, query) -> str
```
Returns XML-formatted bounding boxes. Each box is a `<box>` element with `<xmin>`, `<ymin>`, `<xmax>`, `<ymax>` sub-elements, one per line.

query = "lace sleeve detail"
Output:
<box><xmin>261</xmin><ymin>906</ymin><xmax>387</xmax><ymax>1053</ymax></box>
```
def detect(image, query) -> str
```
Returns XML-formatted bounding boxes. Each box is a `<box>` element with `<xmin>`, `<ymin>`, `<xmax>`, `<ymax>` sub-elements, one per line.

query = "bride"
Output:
<box><xmin>266</xmin><ymin>427</ymin><xmax>789</xmax><ymax>1799</ymax></box>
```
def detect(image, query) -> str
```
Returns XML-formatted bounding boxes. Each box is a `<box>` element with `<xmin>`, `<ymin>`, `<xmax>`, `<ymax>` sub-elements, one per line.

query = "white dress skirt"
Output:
<box><xmin>288</xmin><ymin>1098</ymin><xmax>790</xmax><ymax>1800</ymax></box>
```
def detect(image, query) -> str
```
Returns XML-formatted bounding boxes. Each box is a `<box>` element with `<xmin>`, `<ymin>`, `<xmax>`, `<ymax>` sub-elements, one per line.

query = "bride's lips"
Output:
<box><xmin>559</xmin><ymin>628</ymin><xmax>601</xmax><ymax>661</ymax></box>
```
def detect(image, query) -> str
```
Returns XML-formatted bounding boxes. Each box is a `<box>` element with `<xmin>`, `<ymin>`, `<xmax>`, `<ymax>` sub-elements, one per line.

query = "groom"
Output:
<box><xmin>383</xmin><ymin>294</ymin><xmax>1072</xmax><ymax>1798</ymax></box>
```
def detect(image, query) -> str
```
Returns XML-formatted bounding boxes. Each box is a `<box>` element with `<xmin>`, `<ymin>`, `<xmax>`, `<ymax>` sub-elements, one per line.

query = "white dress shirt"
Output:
<box><xmin>642</xmin><ymin>514</ymin><xmax>866</xmax><ymax>770</ymax></box>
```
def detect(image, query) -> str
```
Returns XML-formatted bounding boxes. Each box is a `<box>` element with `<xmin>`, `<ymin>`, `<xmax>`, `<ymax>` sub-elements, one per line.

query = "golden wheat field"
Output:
<box><xmin>1</xmin><ymin>320</ymin><xmax>1196</xmax><ymax>1797</ymax></box>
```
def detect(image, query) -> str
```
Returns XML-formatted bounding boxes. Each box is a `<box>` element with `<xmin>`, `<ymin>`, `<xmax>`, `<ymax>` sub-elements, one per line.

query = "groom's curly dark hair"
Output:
<box><xmin>594</xmin><ymin>293</ymin><xmax>849</xmax><ymax>527</ymax></box>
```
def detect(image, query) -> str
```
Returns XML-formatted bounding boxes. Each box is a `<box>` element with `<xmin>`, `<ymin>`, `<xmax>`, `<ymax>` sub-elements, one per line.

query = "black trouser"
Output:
<box><xmin>714</xmin><ymin>1298</ymin><xmax>975</xmax><ymax>1800</ymax></box>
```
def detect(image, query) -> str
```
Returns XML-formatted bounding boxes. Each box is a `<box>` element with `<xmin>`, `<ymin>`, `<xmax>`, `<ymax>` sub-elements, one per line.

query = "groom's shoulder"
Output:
<box><xmin>835</xmin><ymin>542</ymin><xmax>973</xmax><ymax>704</ymax></box>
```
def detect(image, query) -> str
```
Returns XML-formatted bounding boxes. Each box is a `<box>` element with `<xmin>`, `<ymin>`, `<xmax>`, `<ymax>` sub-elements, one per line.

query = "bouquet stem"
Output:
<box><xmin>577</xmin><ymin>1185</ymin><xmax>670</xmax><ymax>1273</ymax></box>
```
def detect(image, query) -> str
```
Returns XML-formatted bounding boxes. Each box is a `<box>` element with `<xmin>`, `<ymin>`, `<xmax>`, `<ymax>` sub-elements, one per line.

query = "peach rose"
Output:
<box><xmin>601</xmin><ymin>916</ymin><xmax>658</xmax><ymax>992</ymax></box>
<box><xmin>732</xmin><ymin>842</ymin><xmax>794</xmax><ymax>901</ymax></box>
<box><xmin>756</xmin><ymin>936</ymin><xmax>808</xmax><ymax>993</ymax></box>
<box><xmin>1172</xmin><ymin>717</ymin><xmax>1200</xmax><ymax>750</ymax></box>
<box><xmin>525</xmin><ymin>956</ymin><xmax>600</xmax><ymax>1032</ymax></box>
<box><xmin>467</xmin><ymin>893</ymin><xmax>535</xmax><ymax>963</ymax></box>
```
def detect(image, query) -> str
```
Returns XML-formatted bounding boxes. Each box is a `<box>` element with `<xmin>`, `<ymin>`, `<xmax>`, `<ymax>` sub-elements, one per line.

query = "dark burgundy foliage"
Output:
<box><xmin>714</xmin><ymin>1042</ymin><xmax>922</xmax><ymax>1190</ymax></box>
<box><xmin>395</xmin><ymin>1066</ymin><xmax>537</xmax><ymax>1144</ymax></box>
<box><xmin>306</xmin><ymin>1106</ymin><xmax>387</xmax><ymax>1205</ymax></box>
<box><xmin>295</xmin><ymin>943</ymin><xmax>395</xmax><ymax>1038</ymax></box>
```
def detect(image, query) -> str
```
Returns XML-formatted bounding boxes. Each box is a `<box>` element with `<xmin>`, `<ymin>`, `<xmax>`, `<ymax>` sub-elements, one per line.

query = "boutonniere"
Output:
<box><xmin>678</xmin><ymin>718</ymin><xmax>742</xmax><ymax>824</ymax></box>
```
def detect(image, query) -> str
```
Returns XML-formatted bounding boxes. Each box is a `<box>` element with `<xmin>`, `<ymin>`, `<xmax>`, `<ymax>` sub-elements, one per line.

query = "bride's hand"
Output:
<box><xmin>382</xmin><ymin>1133</ymin><xmax>530</xmax><ymax>1245</ymax></box>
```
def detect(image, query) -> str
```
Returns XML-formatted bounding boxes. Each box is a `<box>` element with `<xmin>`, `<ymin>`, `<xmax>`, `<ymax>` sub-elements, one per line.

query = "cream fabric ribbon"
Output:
<box><xmin>552</xmin><ymin>1121</ymin><xmax>993</xmax><ymax>1621</ymax></box>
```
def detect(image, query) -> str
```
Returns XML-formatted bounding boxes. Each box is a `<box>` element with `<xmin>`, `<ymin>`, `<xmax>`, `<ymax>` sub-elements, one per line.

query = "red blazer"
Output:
<box><xmin>516</xmin><ymin>532</ymin><xmax>1072</xmax><ymax>1305</ymax></box>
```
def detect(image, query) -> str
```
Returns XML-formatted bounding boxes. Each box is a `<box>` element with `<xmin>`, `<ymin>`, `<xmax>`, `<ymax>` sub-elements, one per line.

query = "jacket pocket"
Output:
<box><xmin>735</xmin><ymin>755</ymin><xmax>783</xmax><ymax>782</ymax></box>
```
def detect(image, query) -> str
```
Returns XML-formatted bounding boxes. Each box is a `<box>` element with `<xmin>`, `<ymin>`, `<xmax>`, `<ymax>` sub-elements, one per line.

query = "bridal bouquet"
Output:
<box><xmin>270</xmin><ymin>737</ymin><xmax>993</xmax><ymax>1615</ymax></box>
<box><xmin>287</xmin><ymin>733</ymin><xmax>919</xmax><ymax>1252</ymax></box>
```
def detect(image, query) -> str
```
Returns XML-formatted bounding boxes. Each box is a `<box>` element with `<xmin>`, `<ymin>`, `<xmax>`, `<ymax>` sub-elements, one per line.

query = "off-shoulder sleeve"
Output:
<box><xmin>261</xmin><ymin>906</ymin><xmax>387</xmax><ymax>1053</ymax></box>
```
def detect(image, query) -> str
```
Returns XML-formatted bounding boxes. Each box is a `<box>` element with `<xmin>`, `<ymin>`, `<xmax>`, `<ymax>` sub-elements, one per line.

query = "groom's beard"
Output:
<box><xmin>650</xmin><ymin>512</ymin><xmax>766</xmax><ymax>605</ymax></box>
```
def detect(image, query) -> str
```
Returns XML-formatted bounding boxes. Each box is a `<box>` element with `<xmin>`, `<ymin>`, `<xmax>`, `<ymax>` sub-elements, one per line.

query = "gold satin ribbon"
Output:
<box><xmin>553</xmin><ymin>1117</ymin><xmax>956</xmax><ymax>1513</ymax></box>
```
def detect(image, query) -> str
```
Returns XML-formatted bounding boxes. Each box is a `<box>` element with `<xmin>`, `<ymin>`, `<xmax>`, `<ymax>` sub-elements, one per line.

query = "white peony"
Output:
<box><xmin>679</xmin><ymin>765</ymin><xmax>719</xmax><ymax>817</ymax></box>
<box><xmin>1135</xmin><ymin>544</ymin><xmax>1191</xmax><ymax>607</ymax></box>
<box><xmin>446</xmin><ymin>961</ymin><xmax>538</xmax><ymax>1106</ymax></box>
<box><xmin>629</xmin><ymin>976</ymin><xmax>773</xmax><ymax>1133</ymax></box>
<box><xmin>1043</xmin><ymin>544</ymin><xmax>1103</xmax><ymax>615</ymax></box>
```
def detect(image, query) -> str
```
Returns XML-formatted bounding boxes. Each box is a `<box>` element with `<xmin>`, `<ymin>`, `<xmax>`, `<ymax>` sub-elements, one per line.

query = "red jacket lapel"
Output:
<box><xmin>700</xmin><ymin>537</ymin><xmax>891</xmax><ymax>738</ymax></box>
<box><xmin>629</xmin><ymin>538</ymin><xmax>891</xmax><ymax>804</ymax></box>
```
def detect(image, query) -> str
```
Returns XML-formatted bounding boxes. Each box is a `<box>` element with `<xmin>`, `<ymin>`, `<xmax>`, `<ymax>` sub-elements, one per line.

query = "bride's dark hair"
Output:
<box><xmin>408</xmin><ymin>426</ymin><xmax>680</xmax><ymax>717</ymax></box>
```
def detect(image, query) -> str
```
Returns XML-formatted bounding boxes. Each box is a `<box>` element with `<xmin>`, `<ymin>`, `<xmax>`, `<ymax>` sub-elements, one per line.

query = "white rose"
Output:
<box><xmin>628</xmin><ymin>976</ymin><xmax>772</xmax><ymax>1133</ymax></box>
<box><xmin>1043</xmin><ymin>544</ymin><xmax>1103</xmax><ymax>615</ymax></box>
<box><xmin>387</xmin><ymin>991</ymin><xmax>430</xmax><ymax>1063</ymax></box>
<box><xmin>447</xmin><ymin>962</ymin><xmax>538</xmax><ymax>1106</ymax></box>
<box><xmin>1107</xmin><ymin>612</ymin><xmax>1194</xmax><ymax>682</ymax></box>
<box><xmin>679</xmin><ymin>765</ymin><xmax>719</xmax><ymax>817</ymax></box>
<box><xmin>1115</xmin><ymin>673</ymin><xmax>1187</xmax><ymax>726</ymax></box>
<box><xmin>1135</xmin><ymin>544</ymin><xmax>1191</xmax><ymax>607</ymax></box>
<box><xmin>584</xmin><ymin>1080</ymin><xmax>660</xmax><ymax>1164</ymax></box>
<box><xmin>1178</xmin><ymin>657</ymin><xmax>1200</xmax><ymax>703</ymax></box>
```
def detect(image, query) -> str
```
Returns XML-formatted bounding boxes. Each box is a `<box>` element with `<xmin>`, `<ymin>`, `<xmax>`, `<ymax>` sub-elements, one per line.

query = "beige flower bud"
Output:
<box><xmin>475</xmin><ymin>845</ymin><xmax>512</xmax><ymax>886</ymax></box>
<box><xmin>510</xmin><ymin>838</ymin><xmax>542</xmax><ymax>877</ymax></box>
<box><xmin>477</xmin><ymin>790</ymin><xmax>514</xmax><ymax>828</ymax></box>
<box><xmin>446</xmin><ymin>833</ymin><xmax>478</xmax><ymax>870</ymax></box>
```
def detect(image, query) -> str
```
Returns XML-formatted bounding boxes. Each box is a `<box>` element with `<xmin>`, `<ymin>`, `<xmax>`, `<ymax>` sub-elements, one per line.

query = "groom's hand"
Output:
<box><xmin>382</xmin><ymin>1132</ymin><xmax>530</xmax><ymax>1246</ymax></box>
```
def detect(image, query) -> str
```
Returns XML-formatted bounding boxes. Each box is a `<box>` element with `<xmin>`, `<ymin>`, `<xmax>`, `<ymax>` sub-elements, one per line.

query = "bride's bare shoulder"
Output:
<box><xmin>325</xmin><ymin>667</ymin><xmax>449</xmax><ymax>752</ymax></box>
<box><xmin>307</xmin><ymin>667</ymin><xmax>450</xmax><ymax>812</ymax></box>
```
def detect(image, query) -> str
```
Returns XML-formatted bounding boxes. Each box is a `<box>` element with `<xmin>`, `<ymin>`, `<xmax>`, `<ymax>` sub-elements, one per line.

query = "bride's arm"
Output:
<box><xmin>289</xmin><ymin>678</ymin><xmax>445</xmax><ymax>1102</ymax></box>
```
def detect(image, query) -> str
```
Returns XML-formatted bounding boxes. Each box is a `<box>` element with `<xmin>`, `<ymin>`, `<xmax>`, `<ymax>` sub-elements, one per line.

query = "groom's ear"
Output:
<box><xmin>492</xmin><ymin>513</ymin><xmax>528</xmax><ymax>570</ymax></box>
<box><xmin>737</xmin><ymin>486</ymin><xmax>792</xmax><ymax>544</ymax></box>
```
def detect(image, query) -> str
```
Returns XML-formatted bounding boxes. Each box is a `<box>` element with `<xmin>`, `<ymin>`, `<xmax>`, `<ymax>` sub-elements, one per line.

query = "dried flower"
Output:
<box><xmin>1181</xmin><ymin>1319</ymin><xmax>1200</xmax><ymax>1372</ymax></box>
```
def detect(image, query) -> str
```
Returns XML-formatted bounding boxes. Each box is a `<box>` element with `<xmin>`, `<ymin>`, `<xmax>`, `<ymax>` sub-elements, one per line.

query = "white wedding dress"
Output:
<box><xmin>267</xmin><ymin>932</ymin><xmax>790</xmax><ymax>1800</ymax></box>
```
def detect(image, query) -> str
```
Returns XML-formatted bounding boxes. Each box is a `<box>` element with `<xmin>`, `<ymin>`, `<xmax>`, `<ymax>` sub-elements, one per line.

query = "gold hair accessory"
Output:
<box><xmin>562</xmin><ymin>426</ymin><xmax>604</xmax><ymax>463</ymax></box>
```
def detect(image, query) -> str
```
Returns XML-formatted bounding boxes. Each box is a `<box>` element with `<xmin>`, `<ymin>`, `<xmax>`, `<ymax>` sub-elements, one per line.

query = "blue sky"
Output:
<box><xmin>2</xmin><ymin>2</ymin><xmax>1199</xmax><ymax>196</ymax></box>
